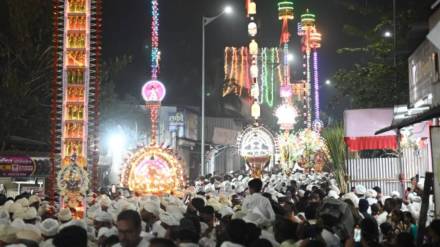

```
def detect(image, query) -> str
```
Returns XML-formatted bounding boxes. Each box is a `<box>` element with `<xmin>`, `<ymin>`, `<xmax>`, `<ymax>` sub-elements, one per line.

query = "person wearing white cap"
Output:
<box><xmin>93</xmin><ymin>211</ymin><xmax>113</xmax><ymax>237</ymax></box>
<box><xmin>29</xmin><ymin>195</ymin><xmax>40</xmax><ymax>209</ymax></box>
<box><xmin>16</xmin><ymin>224</ymin><xmax>42</xmax><ymax>245</ymax></box>
<box><xmin>99</xmin><ymin>195</ymin><xmax>112</xmax><ymax>212</ymax></box>
<box><xmin>327</xmin><ymin>190</ymin><xmax>339</xmax><ymax>199</ymax></box>
<box><xmin>57</xmin><ymin>208</ymin><xmax>73</xmax><ymax>224</ymax></box>
<box><xmin>354</xmin><ymin>184</ymin><xmax>366</xmax><ymax>198</ymax></box>
<box><xmin>39</xmin><ymin>218</ymin><xmax>59</xmax><ymax>247</ymax></box>
<box><xmin>158</xmin><ymin>212</ymin><xmax>179</xmax><ymax>238</ymax></box>
<box><xmin>8</xmin><ymin>202</ymin><xmax>23</xmax><ymax>221</ymax></box>
<box><xmin>391</xmin><ymin>191</ymin><xmax>400</xmax><ymax>198</ymax></box>
<box><xmin>139</xmin><ymin>201</ymin><xmax>161</xmax><ymax>233</ymax></box>
<box><xmin>23</xmin><ymin>207</ymin><xmax>38</xmax><ymax>224</ymax></box>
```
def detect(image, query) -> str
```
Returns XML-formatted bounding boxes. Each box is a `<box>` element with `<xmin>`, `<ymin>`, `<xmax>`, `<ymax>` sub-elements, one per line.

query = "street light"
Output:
<box><xmin>224</xmin><ymin>6</ymin><xmax>233</xmax><ymax>15</ymax></box>
<box><xmin>325</xmin><ymin>79</ymin><xmax>331</xmax><ymax>85</ymax></box>
<box><xmin>201</xmin><ymin>6</ymin><xmax>233</xmax><ymax>175</ymax></box>
<box><xmin>383</xmin><ymin>31</ymin><xmax>392</xmax><ymax>38</ymax></box>
<box><xmin>287</xmin><ymin>53</ymin><xmax>294</xmax><ymax>62</ymax></box>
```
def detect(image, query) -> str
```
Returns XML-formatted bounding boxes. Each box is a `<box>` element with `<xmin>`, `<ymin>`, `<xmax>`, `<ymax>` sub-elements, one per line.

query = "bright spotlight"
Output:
<box><xmin>287</xmin><ymin>53</ymin><xmax>294</xmax><ymax>62</ymax></box>
<box><xmin>108</xmin><ymin>132</ymin><xmax>126</xmax><ymax>152</ymax></box>
<box><xmin>325</xmin><ymin>79</ymin><xmax>331</xmax><ymax>85</ymax></box>
<box><xmin>224</xmin><ymin>6</ymin><xmax>233</xmax><ymax>14</ymax></box>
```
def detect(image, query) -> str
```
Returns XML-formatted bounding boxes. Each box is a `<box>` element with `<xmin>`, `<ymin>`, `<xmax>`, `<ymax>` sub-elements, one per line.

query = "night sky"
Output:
<box><xmin>101</xmin><ymin>0</ymin><xmax>382</xmax><ymax>117</ymax></box>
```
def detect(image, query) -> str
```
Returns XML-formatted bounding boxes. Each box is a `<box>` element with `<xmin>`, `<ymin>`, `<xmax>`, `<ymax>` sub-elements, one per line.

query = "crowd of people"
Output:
<box><xmin>0</xmin><ymin>170</ymin><xmax>438</xmax><ymax>247</ymax></box>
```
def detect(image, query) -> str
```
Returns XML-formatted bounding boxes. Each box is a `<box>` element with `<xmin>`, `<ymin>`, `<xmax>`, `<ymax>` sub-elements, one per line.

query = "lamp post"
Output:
<box><xmin>201</xmin><ymin>6</ymin><xmax>232</xmax><ymax>175</ymax></box>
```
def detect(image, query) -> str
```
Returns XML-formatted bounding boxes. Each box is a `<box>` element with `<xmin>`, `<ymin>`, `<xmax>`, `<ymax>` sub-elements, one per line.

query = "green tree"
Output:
<box><xmin>332</xmin><ymin>0</ymin><xmax>431</xmax><ymax>108</ymax></box>
<box><xmin>0</xmin><ymin>0</ymin><xmax>52</xmax><ymax>150</ymax></box>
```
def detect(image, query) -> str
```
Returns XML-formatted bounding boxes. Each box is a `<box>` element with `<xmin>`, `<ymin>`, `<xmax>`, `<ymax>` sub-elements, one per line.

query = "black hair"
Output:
<box><xmin>178</xmin><ymin>229</ymin><xmax>199</xmax><ymax>243</ymax></box>
<box><xmin>372</xmin><ymin>186</ymin><xmax>381</xmax><ymax>194</ymax></box>
<box><xmin>245</xmin><ymin>222</ymin><xmax>262</xmax><ymax>245</ymax></box>
<box><xmin>305</xmin><ymin>203</ymin><xmax>318</xmax><ymax>220</ymax></box>
<box><xmin>274</xmin><ymin>217</ymin><xmax>298</xmax><ymax>243</ymax></box>
<box><xmin>200</xmin><ymin>205</ymin><xmax>215</xmax><ymax>215</ymax></box>
<box><xmin>370</xmin><ymin>203</ymin><xmax>380</xmax><ymax>215</ymax></box>
<box><xmin>304</xmin><ymin>239</ymin><xmax>326</xmax><ymax>247</ymax></box>
<box><xmin>248</xmin><ymin>178</ymin><xmax>263</xmax><ymax>192</ymax></box>
<box><xmin>249</xmin><ymin>238</ymin><xmax>273</xmax><ymax>247</ymax></box>
<box><xmin>53</xmin><ymin>225</ymin><xmax>87</xmax><ymax>247</ymax></box>
<box><xmin>149</xmin><ymin>238</ymin><xmax>177</xmax><ymax>247</ymax></box>
<box><xmin>429</xmin><ymin>219</ymin><xmax>440</xmax><ymax>237</ymax></box>
<box><xmin>380</xmin><ymin>222</ymin><xmax>393</xmax><ymax>236</ymax></box>
<box><xmin>190</xmin><ymin>197</ymin><xmax>205</xmax><ymax>212</ymax></box>
<box><xmin>395</xmin><ymin>232</ymin><xmax>415</xmax><ymax>247</ymax></box>
<box><xmin>117</xmin><ymin>210</ymin><xmax>142</xmax><ymax>230</ymax></box>
<box><xmin>226</xmin><ymin>219</ymin><xmax>248</xmax><ymax>245</ymax></box>
<box><xmin>360</xmin><ymin>217</ymin><xmax>379</xmax><ymax>243</ymax></box>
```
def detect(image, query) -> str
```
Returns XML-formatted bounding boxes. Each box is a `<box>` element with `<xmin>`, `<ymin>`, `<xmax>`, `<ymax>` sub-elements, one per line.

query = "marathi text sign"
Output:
<box><xmin>0</xmin><ymin>156</ymin><xmax>36</xmax><ymax>177</ymax></box>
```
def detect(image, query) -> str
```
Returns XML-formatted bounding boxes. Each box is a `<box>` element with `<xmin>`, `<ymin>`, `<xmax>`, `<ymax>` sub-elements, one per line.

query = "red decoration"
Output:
<box><xmin>344</xmin><ymin>136</ymin><xmax>397</xmax><ymax>152</ymax></box>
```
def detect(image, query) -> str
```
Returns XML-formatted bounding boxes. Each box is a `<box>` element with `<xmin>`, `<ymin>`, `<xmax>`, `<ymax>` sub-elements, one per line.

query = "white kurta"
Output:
<box><xmin>242</xmin><ymin>193</ymin><xmax>276</xmax><ymax>222</ymax></box>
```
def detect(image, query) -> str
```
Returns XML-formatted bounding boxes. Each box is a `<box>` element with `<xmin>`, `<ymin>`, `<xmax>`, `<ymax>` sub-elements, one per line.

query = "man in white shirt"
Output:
<box><xmin>242</xmin><ymin>178</ymin><xmax>276</xmax><ymax>223</ymax></box>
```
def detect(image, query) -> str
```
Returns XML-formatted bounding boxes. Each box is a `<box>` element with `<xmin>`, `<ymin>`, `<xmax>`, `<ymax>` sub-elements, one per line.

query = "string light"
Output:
<box><xmin>150</xmin><ymin>0</ymin><xmax>160</xmax><ymax>79</ymax></box>
<box><xmin>259</xmin><ymin>48</ymin><xmax>266</xmax><ymax>104</ymax></box>
<box><xmin>239</xmin><ymin>48</ymin><xmax>245</xmax><ymax>95</ymax></box>
<box><xmin>224</xmin><ymin>47</ymin><xmax>230</xmax><ymax>81</ymax></box>
<box><xmin>264</xmin><ymin>48</ymin><xmax>275</xmax><ymax>107</ymax></box>
<box><xmin>313</xmin><ymin>50</ymin><xmax>320</xmax><ymax>122</ymax></box>
<box><xmin>244</xmin><ymin>48</ymin><xmax>251</xmax><ymax>95</ymax></box>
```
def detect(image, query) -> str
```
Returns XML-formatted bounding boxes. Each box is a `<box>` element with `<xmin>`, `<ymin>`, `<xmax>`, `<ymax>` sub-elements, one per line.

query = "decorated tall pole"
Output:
<box><xmin>120</xmin><ymin>0</ymin><xmax>185</xmax><ymax>195</ymax></box>
<box><xmin>310</xmin><ymin>29</ymin><xmax>322</xmax><ymax>130</ymax></box>
<box><xmin>53</xmin><ymin>0</ymin><xmax>102</xmax><ymax>216</ymax></box>
<box><xmin>298</xmin><ymin>9</ymin><xmax>322</xmax><ymax>130</ymax></box>
<box><xmin>247</xmin><ymin>0</ymin><xmax>261</xmax><ymax>121</ymax></box>
<box><xmin>276</xmin><ymin>0</ymin><xmax>297</xmax><ymax>133</ymax></box>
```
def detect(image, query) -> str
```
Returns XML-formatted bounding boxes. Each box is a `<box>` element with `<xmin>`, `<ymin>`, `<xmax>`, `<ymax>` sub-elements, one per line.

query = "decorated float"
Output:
<box><xmin>120</xmin><ymin>0</ymin><xmax>185</xmax><ymax>196</ymax></box>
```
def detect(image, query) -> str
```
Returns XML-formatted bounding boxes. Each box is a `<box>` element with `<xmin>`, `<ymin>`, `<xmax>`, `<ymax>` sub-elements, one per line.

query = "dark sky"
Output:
<box><xmin>101</xmin><ymin>0</ymin><xmax>387</xmax><ymax>117</ymax></box>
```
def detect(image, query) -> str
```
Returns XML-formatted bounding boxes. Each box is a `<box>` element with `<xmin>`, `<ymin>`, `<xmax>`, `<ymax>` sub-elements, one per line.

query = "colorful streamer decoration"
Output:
<box><xmin>223</xmin><ymin>47</ymin><xmax>278</xmax><ymax>108</ymax></box>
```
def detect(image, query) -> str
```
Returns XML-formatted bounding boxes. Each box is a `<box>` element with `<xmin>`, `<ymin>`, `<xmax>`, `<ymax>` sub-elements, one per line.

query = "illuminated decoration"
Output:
<box><xmin>247</xmin><ymin>1</ymin><xmax>256</xmax><ymax>16</ymax></box>
<box><xmin>120</xmin><ymin>0</ymin><xmax>185</xmax><ymax>196</ymax></box>
<box><xmin>57</xmin><ymin>155</ymin><xmax>89</xmax><ymax>210</ymax></box>
<box><xmin>142</xmin><ymin>80</ymin><xmax>166</xmax><ymax>102</ymax></box>
<box><xmin>223</xmin><ymin>47</ymin><xmax>278</xmax><ymax>108</ymax></box>
<box><xmin>249</xmin><ymin>40</ymin><xmax>259</xmax><ymax>55</ymax></box>
<box><xmin>275</xmin><ymin>104</ymin><xmax>298</xmax><ymax>130</ymax></box>
<box><xmin>280</xmin><ymin>85</ymin><xmax>293</xmax><ymax>98</ymax></box>
<box><xmin>52</xmin><ymin>0</ymin><xmax>102</xmax><ymax>213</ymax></box>
<box><xmin>298</xmin><ymin>9</ymin><xmax>322</xmax><ymax>129</ymax></box>
<box><xmin>278</xmin><ymin>0</ymin><xmax>294</xmax><ymax>20</ymax></box>
<box><xmin>248</xmin><ymin>22</ymin><xmax>257</xmax><ymax>37</ymax></box>
<box><xmin>278</xmin><ymin>129</ymin><xmax>328</xmax><ymax>174</ymax></box>
<box><xmin>278</xmin><ymin>132</ymin><xmax>302</xmax><ymax>173</ymax></box>
<box><xmin>251</xmin><ymin>102</ymin><xmax>261</xmax><ymax>119</ymax></box>
<box><xmin>237</xmin><ymin>125</ymin><xmax>278</xmax><ymax>177</ymax></box>
<box><xmin>121</xmin><ymin>147</ymin><xmax>185</xmax><ymax>195</ymax></box>
<box><xmin>294</xmin><ymin>129</ymin><xmax>328</xmax><ymax>171</ymax></box>
<box><xmin>247</xmin><ymin>0</ymin><xmax>261</xmax><ymax>120</ymax></box>
<box><xmin>150</xmin><ymin>0</ymin><xmax>160</xmax><ymax>79</ymax></box>
<box><xmin>275</xmin><ymin>0</ymin><xmax>298</xmax><ymax>135</ymax></box>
